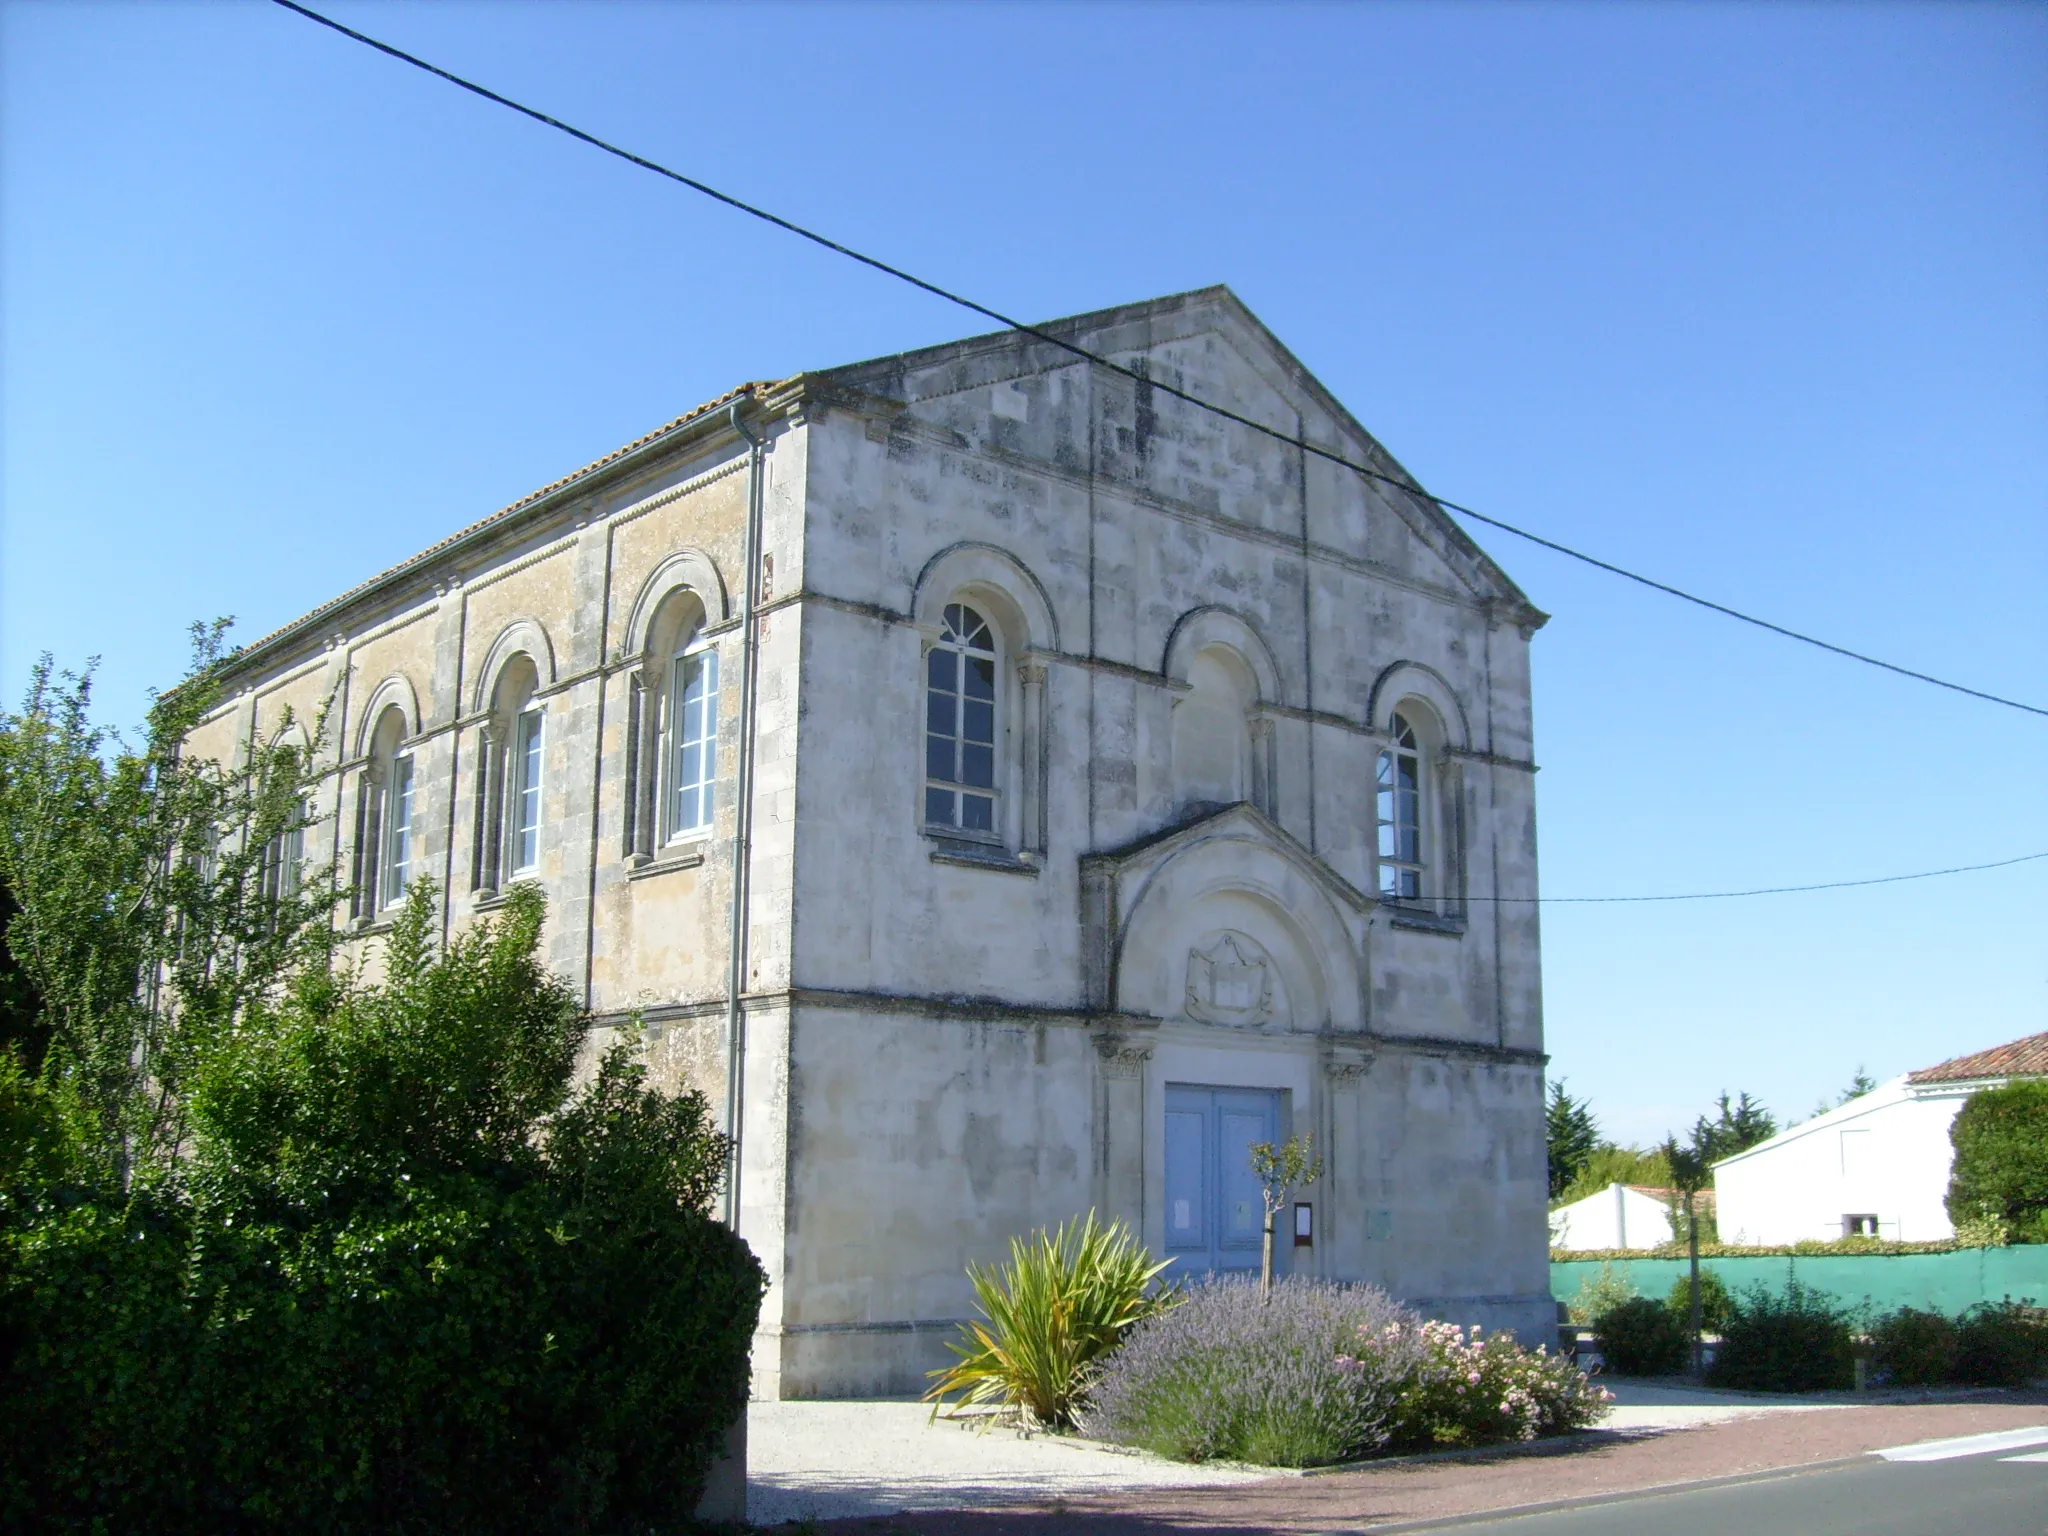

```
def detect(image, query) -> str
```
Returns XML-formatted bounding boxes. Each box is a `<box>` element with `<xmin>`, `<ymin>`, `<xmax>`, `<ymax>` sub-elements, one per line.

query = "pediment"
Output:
<box><xmin>1082</xmin><ymin>802</ymin><xmax>1370</xmax><ymax>916</ymax></box>
<box><xmin>1081</xmin><ymin>804</ymin><xmax>1370</xmax><ymax>1031</ymax></box>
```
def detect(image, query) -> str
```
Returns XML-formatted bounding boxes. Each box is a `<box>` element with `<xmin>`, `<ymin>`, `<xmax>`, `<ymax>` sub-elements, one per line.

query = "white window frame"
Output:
<box><xmin>1376</xmin><ymin>712</ymin><xmax>1425</xmax><ymax>903</ymax></box>
<box><xmin>508</xmin><ymin>702</ymin><xmax>544</xmax><ymax>875</ymax></box>
<box><xmin>664</xmin><ymin>638</ymin><xmax>719</xmax><ymax>842</ymax></box>
<box><xmin>923</xmin><ymin>602</ymin><xmax>1001</xmax><ymax>842</ymax></box>
<box><xmin>382</xmin><ymin>753</ymin><xmax>416</xmax><ymax>907</ymax></box>
<box><xmin>262</xmin><ymin>800</ymin><xmax>307</xmax><ymax>905</ymax></box>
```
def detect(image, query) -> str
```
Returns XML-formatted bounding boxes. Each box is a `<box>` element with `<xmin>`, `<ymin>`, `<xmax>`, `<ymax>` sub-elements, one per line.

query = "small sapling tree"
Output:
<box><xmin>1249</xmin><ymin>1132</ymin><xmax>1324</xmax><ymax>1291</ymax></box>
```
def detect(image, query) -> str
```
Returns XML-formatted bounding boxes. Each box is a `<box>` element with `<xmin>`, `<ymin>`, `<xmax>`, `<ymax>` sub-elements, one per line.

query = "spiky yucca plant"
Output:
<box><xmin>924</xmin><ymin>1211</ymin><xmax>1177</xmax><ymax>1429</ymax></box>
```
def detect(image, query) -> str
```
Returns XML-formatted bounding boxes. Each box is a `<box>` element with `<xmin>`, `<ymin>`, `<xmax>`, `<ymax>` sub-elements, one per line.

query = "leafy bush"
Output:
<box><xmin>1668</xmin><ymin>1270</ymin><xmax>1735</xmax><ymax>1335</ymax></box>
<box><xmin>1566</xmin><ymin>1260</ymin><xmax>1637</xmax><ymax>1324</ymax></box>
<box><xmin>1081</xmin><ymin>1277</ymin><xmax>1425</xmax><ymax>1466</ymax></box>
<box><xmin>1953</xmin><ymin>1205</ymin><xmax>2015</xmax><ymax>1249</ymax></box>
<box><xmin>926</xmin><ymin>1212</ymin><xmax>1175</xmax><ymax>1429</ymax></box>
<box><xmin>1379</xmin><ymin>1321</ymin><xmax>1611</xmax><ymax>1450</ymax></box>
<box><xmin>1594</xmin><ymin>1296</ymin><xmax>1689</xmax><ymax>1376</ymax></box>
<box><xmin>1953</xmin><ymin>1300</ymin><xmax>2048</xmax><ymax>1387</ymax></box>
<box><xmin>1948</xmin><ymin>1083</ymin><xmax>2048</xmax><ymax>1244</ymax></box>
<box><xmin>1869</xmin><ymin>1307</ymin><xmax>1960</xmax><ymax>1386</ymax></box>
<box><xmin>0</xmin><ymin>885</ymin><xmax>766</xmax><ymax>1534</ymax></box>
<box><xmin>1706</xmin><ymin>1281</ymin><xmax>1855</xmax><ymax>1392</ymax></box>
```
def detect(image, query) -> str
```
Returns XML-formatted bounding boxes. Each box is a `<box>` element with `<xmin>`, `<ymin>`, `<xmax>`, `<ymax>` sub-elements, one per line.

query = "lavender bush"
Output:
<box><xmin>1079</xmin><ymin>1277</ymin><xmax>1426</xmax><ymax>1467</ymax></box>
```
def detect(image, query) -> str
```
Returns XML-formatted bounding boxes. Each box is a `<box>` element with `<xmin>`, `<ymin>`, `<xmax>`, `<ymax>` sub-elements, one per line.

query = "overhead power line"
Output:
<box><xmin>272</xmin><ymin>0</ymin><xmax>2048</xmax><ymax>721</ymax></box>
<box><xmin>1477</xmin><ymin>849</ymin><xmax>2048</xmax><ymax>904</ymax></box>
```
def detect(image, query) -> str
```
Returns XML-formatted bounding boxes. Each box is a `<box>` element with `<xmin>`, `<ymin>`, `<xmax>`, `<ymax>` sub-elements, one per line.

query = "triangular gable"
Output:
<box><xmin>1082</xmin><ymin>801</ymin><xmax>1371</xmax><ymax>916</ymax></box>
<box><xmin>811</xmin><ymin>285</ymin><xmax>1543</xmax><ymax>627</ymax></box>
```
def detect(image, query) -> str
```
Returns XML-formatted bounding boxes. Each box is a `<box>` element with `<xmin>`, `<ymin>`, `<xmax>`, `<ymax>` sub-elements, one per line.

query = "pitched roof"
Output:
<box><xmin>220</xmin><ymin>285</ymin><xmax>1542</xmax><ymax>683</ymax></box>
<box><xmin>1908</xmin><ymin>1032</ymin><xmax>2048</xmax><ymax>1085</ymax></box>
<box><xmin>220</xmin><ymin>381</ymin><xmax>778</xmax><ymax>678</ymax></box>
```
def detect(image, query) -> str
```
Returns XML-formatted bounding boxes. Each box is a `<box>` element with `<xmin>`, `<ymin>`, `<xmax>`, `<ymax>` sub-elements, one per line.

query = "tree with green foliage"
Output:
<box><xmin>1692</xmin><ymin>1091</ymin><xmax>1777</xmax><ymax>1161</ymax></box>
<box><xmin>1661</xmin><ymin>1132</ymin><xmax>1713</xmax><ymax>1376</ymax></box>
<box><xmin>1554</xmin><ymin>1143</ymin><xmax>1673</xmax><ymax>1208</ymax></box>
<box><xmin>0</xmin><ymin>630</ymin><xmax>330</xmax><ymax>1189</ymax></box>
<box><xmin>1546</xmin><ymin>1080</ymin><xmax>1600</xmax><ymax>1200</ymax></box>
<box><xmin>1249</xmin><ymin>1132</ymin><xmax>1323</xmax><ymax>1290</ymax></box>
<box><xmin>1947</xmin><ymin>1081</ymin><xmax>2048</xmax><ymax>1244</ymax></box>
<box><xmin>0</xmin><ymin>644</ymin><xmax>766</xmax><ymax>1531</ymax></box>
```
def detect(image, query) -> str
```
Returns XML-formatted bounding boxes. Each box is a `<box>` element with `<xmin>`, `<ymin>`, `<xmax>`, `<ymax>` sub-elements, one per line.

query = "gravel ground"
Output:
<box><xmin>785</xmin><ymin>1397</ymin><xmax>2048</xmax><ymax>1534</ymax></box>
<box><xmin>746</xmin><ymin>1402</ymin><xmax>1269</xmax><ymax>1526</ymax></box>
<box><xmin>746</xmin><ymin>1381</ymin><xmax>1851</xmax><ymax>1527</ymax></box>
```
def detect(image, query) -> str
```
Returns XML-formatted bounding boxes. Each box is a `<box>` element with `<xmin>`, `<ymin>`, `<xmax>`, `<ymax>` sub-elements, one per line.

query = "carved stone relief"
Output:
<box><xmin>1184</xmin><ymin>931</ymin><xmax>1278</xmax><ymax>1026</ymax></box>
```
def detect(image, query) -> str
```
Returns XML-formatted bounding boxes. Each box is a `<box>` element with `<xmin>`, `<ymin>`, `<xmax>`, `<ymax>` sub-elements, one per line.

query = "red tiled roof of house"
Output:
<box><xmin>1908</xmin><ymin>1032</ymin><xmax>2048</xmax><ymax>1085</ymax></box>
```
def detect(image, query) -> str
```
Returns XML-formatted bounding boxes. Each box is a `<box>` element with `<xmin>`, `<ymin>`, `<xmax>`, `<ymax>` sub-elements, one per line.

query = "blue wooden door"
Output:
<box><xmin>1163</xmin><ymin>1084</ymin><xmax>1282</xmax><ymax>1277</ymax></box>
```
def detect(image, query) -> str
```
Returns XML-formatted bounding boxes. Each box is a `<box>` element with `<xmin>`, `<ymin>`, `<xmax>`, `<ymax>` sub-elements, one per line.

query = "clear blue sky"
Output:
<box><xmin>5</xmin><ymin>1</ymin><xmax>2043</xmax><ymax>1147</ymax></box>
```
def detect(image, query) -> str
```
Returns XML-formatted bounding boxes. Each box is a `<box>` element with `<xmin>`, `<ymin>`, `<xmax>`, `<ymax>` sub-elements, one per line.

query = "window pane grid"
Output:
<box><xmin>667</xmin><ymin>647</ymin><xmax>719</xmax><ymax>837</ymax></box>
<box><xmin>512</xmin><ymin>707</ymin><xmax>543</xmax><ymax>872</ymax></box>
<box><xmin>1376</xmin><ymin>712</ymin><xmax>1424</xmax><ymax>902</ymax></box>
<box><xmin>925</xmin><ymin>604</ymin><xmax>998</xmax><ymax>832</ymax></box>
<box><xmin>385</xmin><ymin>756</ymin><xmax>415</xmax><ymax>905</ymax></box>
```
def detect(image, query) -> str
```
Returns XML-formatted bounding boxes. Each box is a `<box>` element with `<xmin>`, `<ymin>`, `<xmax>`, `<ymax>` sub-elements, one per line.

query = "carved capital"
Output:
<box><xmin>1017</xmin><ymin>661</ymin><xmax>1048</xmax><ymax>689</ymax></box>
<box><xmin>1322</xmin><ymin>1047</ymin><xmax>1374</xmax><ymax>1085</ymax></box>
<box><xmin>1093</xmin><ymin>1034</ymin><xmax>1154</xmax><ymax>1080</ymax></box>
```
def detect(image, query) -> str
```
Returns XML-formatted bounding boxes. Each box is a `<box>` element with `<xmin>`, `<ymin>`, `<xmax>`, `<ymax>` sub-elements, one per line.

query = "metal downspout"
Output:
<box><xmin>723</xmin><ymin>400</ymin><xmax>765</xmax><ymax>1232</ymax></box>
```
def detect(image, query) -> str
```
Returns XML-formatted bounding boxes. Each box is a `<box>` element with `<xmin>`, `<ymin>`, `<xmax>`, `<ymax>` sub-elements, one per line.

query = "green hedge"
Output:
<box><xmin>0</xmin><ymin>886</ymin><xmax>765</xmax><ymax>1535</ymax></box>
<box><xmin>1556</xmin><ymin>1239</ymin><xmax>1965</xmax><ymax>1261</ymax></box>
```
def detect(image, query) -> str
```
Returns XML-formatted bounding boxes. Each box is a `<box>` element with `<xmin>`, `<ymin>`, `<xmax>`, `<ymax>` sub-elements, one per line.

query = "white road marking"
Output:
<box><xmin>1873</xmin><ymin>1427</ymin><xmax>2048</xmax><ymax>1462</ymax></box>
<box><xmin>1999</xmin><ymin>1451</ymin><xmax>2048</xmax><ymax>1464</ymax></box>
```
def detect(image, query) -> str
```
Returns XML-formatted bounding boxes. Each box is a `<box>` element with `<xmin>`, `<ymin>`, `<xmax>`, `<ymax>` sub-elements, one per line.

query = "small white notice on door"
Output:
<box><xmin>1173</xmin><ymin>1199</ymin><xmax>1191</xmax><ymax>1230</ymax></box>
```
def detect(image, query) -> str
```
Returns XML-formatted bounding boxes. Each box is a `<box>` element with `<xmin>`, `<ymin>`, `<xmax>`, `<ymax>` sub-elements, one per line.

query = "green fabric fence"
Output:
<box><xmin>1553</xmin><ymin>1247</ymin><xmax>2048</xmax><ymax>1316</ymax></box>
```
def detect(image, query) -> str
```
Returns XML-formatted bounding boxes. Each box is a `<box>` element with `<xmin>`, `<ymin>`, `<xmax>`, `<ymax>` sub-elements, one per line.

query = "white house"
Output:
<box><xmin>190</xmin><ymin>288</ymin><xmax>1557</xmax><ymax>1397</ymax></box>
<box><xmin>1549</xmin><ymin>1183</ymin><xmax>1677</xmax><ymax>1251</ymax></box>
<box><xmin>1713</xmin><ymin>1032</ymin><xmax>2048</xmax><ymax>1245</ymax></box>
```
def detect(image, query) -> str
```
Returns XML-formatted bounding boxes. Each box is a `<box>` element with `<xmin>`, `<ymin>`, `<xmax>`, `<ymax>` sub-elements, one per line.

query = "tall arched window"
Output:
<box><xmin>1376</xmin><ymin>711</ymin><xmax>1424</xmax><ymax>901</ymax></box>
<box><xmin>666</xmin><ymin>636</ymin><xmax>719</xmax><ymax>838</ymax></box>
<box><xmin>625</xmin><ymin>587</ymin><xmax>720</xmax><ymax>863</ymax></box>
<box><xmin>355</xmin><ymin>704</ymin><xmax>415</xmax><ymax>916</ymax></box>
<box><xmin>475</xmin><ymin>657</ymin><xmax>545</xmax><ymax>893</ymax></box>
<box><xmin>510</xmin><ymin>699</ymin><xmax>544</xmax><ymax>873</ymax></box>
<box><xmin>925</xmin><ymin>603</ymin><xmax>998</xmax><ymax>835</ymax></box>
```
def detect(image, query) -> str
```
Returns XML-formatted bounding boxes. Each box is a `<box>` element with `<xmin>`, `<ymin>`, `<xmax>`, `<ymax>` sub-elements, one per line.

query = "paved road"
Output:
<box><xmin>1426</xmin><ymin>1427</ymin><xmax>2048</xmax><ymax>1536</ymax></box>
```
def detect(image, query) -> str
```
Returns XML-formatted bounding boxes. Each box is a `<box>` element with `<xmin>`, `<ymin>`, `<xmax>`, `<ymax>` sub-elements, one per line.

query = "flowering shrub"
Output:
<box><xmin>1364</xmin><ymin>1321</ymin><xmax>1613</xmax><ymax>1450</ymax></box>
<box><xmin>1080</xmin><ymin>1277</ymin><xmax>1425</xmax><ymax>1467</ymax></box>
<box><xmin>1083</xmin><ymin>1280</ymin><xmax>1611</xmax><ymax>1467</ymax></box>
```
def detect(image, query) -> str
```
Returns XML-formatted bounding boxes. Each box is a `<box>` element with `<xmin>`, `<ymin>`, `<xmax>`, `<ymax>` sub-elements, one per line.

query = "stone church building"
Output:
<box><xmin>196</xmin><ymin>288</ymin><xmax>1554</xmax><ymax>1397</ymax></box>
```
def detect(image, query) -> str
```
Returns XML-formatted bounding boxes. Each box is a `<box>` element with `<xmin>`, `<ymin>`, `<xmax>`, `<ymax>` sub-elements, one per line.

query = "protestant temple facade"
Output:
<box><xmin>195</xmin><ymin>288</ymin><xmax>1554</xmax><ymax>1397</ymax></box>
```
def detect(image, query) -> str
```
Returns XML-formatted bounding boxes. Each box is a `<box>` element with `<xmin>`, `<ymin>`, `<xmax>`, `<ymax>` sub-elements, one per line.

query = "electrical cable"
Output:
<box><xmin>272</xmin><ymin>0</ymin><xmax>2048</xmax><ymax>720</ymax></box>
<box><xmin>1465</xmin><ymin>849</ymin><xmax>2048</xmax><ymax>904</ymax></box>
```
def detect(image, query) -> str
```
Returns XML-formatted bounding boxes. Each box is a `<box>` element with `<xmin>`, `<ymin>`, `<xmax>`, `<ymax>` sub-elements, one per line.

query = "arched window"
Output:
<box><xmin>627</xmin><ymin>587</ymin><xmax>720</xmax><ymax>862</ymax></box>
<box><xmin>1172</xmin><ymin>646</ymin><xmax>1264</xmax><ymax>813</ymax></box>
<box><xmin>666</xmin><ymin>634</ymin><xmax>719</xmax><ymax>838</ymax></box>
<box><xmin>474</xmin><ymin>657</ymin><xmax>545</xmax><ymax>893</ymax></box>
<box><xmin>1376</xmin><ymin>711</ymin><xmax>1424</xmax><ymax>902</ymax></box>
<box><xmin>355</xmin><ymin>704</ymin><xmax>415</xmax><ymax>916</ymax></box>
<box><xmin>511</xmin><ymin>699</ymin><xmax>544</xmax><ymax>872</ymax></box>
<box><xmin>925</xmin><ymin>603</ymin><xmax>998</xmax><ymax>835</ymax></box>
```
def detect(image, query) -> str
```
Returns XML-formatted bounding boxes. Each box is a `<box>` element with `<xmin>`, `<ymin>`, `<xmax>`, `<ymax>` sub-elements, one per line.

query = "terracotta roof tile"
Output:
<box><xmin>225</xmin><ymin>380</ymin><xmax>783</xmax><ymax>672</ymax></box>
<box><xmin>1908</xmin><ymin>1032</ymin><xmax>2048</xmax><ymax>1084</ymax></box>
